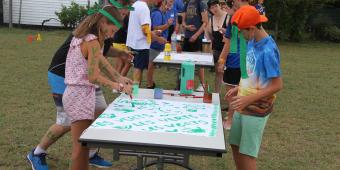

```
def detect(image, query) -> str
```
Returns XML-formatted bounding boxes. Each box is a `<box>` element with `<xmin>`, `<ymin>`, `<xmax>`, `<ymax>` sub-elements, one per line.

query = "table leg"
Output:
<box><xmin>183</xmin><ymin>153</ymin><xmax>189</xmax><ymax>167</ymax></box>
<box><xmin>113</xmin><ymin>148</ymin><xmax>120</xmax><ymax>161</ymax></box>
<box><xmin>176</xmin><ymin>69</ymin><xmax>180</xmax><ymax>90</ymax></box>
<box><xmin>157</xmin><ymin>155</ymin><xmax>164</xmax><ymax>170</ymax></box>
<box><xmin>136</xmin><ymin>154</ymin><xmax>143</xmax><ymax>170</ymax></box>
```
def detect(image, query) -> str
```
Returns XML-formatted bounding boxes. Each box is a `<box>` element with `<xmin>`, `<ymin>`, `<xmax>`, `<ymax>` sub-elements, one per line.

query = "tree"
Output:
<box><xmin>264</xmin><ymin>0</ymin><xmax>339</xmax><ymax>41</ymax></box>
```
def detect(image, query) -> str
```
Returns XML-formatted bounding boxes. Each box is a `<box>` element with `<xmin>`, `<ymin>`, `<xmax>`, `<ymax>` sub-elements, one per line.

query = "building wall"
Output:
<box><xmin>3</xmin><ymin>0</ymin><xmax>98</xmax><ymax>26</ymax></box>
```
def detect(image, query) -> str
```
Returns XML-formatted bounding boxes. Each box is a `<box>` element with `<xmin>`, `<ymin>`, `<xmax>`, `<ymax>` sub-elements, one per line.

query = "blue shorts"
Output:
<box><xmin>132</xmin><ymin>49</ymin><xmax>149</xmax><ymax>70</ymax></box>
<box><xmin>48</xmin><ymin>71</ymin><xmax>66</xmax><ymax>94</ymax></box>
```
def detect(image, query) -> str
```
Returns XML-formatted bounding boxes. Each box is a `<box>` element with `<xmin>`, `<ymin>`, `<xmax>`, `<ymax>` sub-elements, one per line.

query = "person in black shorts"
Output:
<box><xmin>182</xmin><ymin>0</ymin><xmax>209</xmax><ymax>92</ymax></box>
<box><xmin>112</xmin><ymin>14</ymin><xmax>133</xmax><ymax>76</ymax></box>
<box><xmin>205</xmin><ymin>0</ymin><xmax>230</xmax><ymax>92</ymax></box>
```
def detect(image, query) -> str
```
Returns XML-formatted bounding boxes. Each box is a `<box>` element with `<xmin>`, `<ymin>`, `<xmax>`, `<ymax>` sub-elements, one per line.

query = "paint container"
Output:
<box><xmin>203</xmin><ymin>92</ymin><xmax>212</xmax><ymax>103</ymax></box>
<box><xmin>203</xmin><ymin>83</ymin><xmax>212</xmax><ymax>103</ymax></box>
<box><xmin>154</xmin><ymin>88</ymin><xmax>163</xmax><ymax>99</ymax></box>
<box><xmin>180</xmin><ymin>61</ymin><xmax>195</xmax><ymax>95</ymax></box>
<box><xmin>132</xmin><ymin>83</ymin><xmax>139</xmax><ymax>97</ymax></box>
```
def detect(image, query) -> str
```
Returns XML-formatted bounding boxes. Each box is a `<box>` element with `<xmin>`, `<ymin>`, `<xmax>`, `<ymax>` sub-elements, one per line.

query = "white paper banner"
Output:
<box><xmin>91</xmin><ymin>98</ymin><xmax>219</xmax><ymax>137</ymax></box>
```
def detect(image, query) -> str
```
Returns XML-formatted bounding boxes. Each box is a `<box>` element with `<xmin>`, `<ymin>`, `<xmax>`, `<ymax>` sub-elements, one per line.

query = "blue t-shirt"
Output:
<box><xmin>224</xmin><ymin>22</ymin><xmax>240</xmax><ymax>68</ymax></box>
<box><xmin>184</xmin><ymin>0</ymin><xmax>207</xmax><ymax>39</ymax></box>
<box><xmin>151</xmin><ymin>9</ymin><xmax>168</xmax><ymax>51</ymax></box>
<box><xmin>165</xmin><ymin>0</ymin><xmax>184</xmax><ymax>26</ymax></box>
<box><xmin>238</xmin><ymin>35</ymin><xmax>281</xmax><ymax>116</ymax></box>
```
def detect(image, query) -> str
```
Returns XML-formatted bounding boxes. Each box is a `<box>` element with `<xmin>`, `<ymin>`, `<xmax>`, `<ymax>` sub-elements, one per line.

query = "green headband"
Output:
<box><xmin>109</xmin><ymin>0</ymin><xmax>134</xmax><ymax>10</ymax></box>
<box><xmin>88</xmin><ymin>7</ymin><xmax>122</xmax><ymax>29</ymax></box>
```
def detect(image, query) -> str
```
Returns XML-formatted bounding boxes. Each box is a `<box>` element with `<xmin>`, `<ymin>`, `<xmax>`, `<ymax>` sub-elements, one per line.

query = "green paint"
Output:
<box><xmin>132</xmin><ymin>122</ymin><xmax>147</xmax><ymax>126</ymax></box>
<box><xmin>209</xmin><ymin>104</ymin><xmax>219</xmax><ymax>137</ymax></box>
<box><xmin>141</xmin><ymin>114</ymin><xmax>154</xmax><ymax>118</ymax></box>
<box><xmin>94</xmin><ymin>98</ymin><xmax>219</xmax><ymax>137</ymax></box>
<box><xmin>99</xmin><ymin>114</ymin><xmax>116</xmax><ymax>118</ymax></box>
<box><xmin>132</xmin><ymin>84</ymin><xmax>139</xmax><ymax>96</ymax></box>
<box><xmin>148</xmin><ymin>126</ymin><xmax>164</xmax><ymax>131</ymax></box>
<box><xmin>114</xmin><ymin>125</ymin><xmax>132</xmax><ymax>130</ymax></box>
<box><xmin>164</xmin><ymin>124</ymin><xmax>175</xmax><ymax>128</ymax></box>
<box><xmin>198</xmin><ymin>120</ymin><xmax>209</xmax><ymax>125</ymax></box>
<box><xmin>191</xmin><ymin>127</ymin><xmax>205</xmax><ymax>133</ymax></box>
<box><xmin>187</xmin><ymin>109</ymin><xmax>197</xmax><ymax>112</ymax></box>
<box><xmin>119</xmin><ymin>114</ymin><xmax>154</xmax><ymax>122</ymax></box>
<box><xmin>96</xmin><ymin>121</ymin><xmax>113</xmax><ymax>126</ymax></box>
<box><xmin>166</xmin><ymin>129</ymin><xmax>178</xmax><ymax>132</ymax></box>
<box><xmin>145</xmin><ymin>120</ymin><xmax>156</xmax><ymax>124</ymax></box>
<box><xmin>114</xmin><ymin>108</ymin><xmax>134</xmax><ymax>113</ymax></box>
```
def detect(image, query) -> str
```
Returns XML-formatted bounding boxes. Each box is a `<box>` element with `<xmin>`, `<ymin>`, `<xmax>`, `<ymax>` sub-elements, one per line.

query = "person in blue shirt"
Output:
<box><xmin>182</xmin><ymin>0</ymin><xmax>209</xmax><ymax>92</ymax></box>
<box><xmin>217</xmin><ymin>0</ymin><xmax>250</xmax><ymax>130</ymax></box>
<box><xmin>165</xmin><ymin>0</ymin><xmax>185</xmax><ymax>41</ymax></box>
<box><xmin>227</xmin><ymin>5</ymin><xmax>282</xmax><ymax>170</ymax></box>
<box><xmin>147</xmin><ymin>0</ymin><xmax>171</xmax><ymax>88</ymax></box>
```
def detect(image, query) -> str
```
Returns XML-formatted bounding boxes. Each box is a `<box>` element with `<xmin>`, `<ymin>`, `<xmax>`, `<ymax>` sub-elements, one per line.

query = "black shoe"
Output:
<box><xmin>147</xmin><ymin>82</ymin><xmax>156</xmax><ymax>89</ymax></box>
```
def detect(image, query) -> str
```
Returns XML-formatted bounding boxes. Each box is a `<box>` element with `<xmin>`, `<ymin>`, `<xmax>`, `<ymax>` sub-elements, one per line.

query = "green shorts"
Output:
<box><xmin>228</xmin><ymin>112</ymin><xmax>269</xmax><ymax>158</ymax></box>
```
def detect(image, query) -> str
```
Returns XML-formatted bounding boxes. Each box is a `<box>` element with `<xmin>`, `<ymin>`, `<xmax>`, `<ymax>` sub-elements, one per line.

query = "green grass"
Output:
<box><xmin>0</xmin><ymin>27</ymin><xmax>339</xmax><ymax>170</ymax></box>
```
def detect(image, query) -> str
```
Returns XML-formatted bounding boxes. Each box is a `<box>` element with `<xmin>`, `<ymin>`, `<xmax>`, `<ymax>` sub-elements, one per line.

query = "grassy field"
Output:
<box><xmin>0</xmin><ymin>27</ymin><xmax>339</xmax><ymax>170</ymax></box>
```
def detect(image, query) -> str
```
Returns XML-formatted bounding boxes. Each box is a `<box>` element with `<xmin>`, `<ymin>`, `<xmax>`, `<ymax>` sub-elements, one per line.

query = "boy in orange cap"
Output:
<box><xmin>227</xmin><ymin>5</ymin><xmax>283</xmax><ymax>170</ymax></box>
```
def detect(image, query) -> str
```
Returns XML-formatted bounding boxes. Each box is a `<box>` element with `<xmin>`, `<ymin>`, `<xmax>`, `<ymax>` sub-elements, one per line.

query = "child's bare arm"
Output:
<box><xmin>217</xmin><ymin>39</ymin><xmax>230</xmax><ymax>73</ymax></box>
<box><xmin>204</xmin><ymin>19</ymin><xmax>213</xmax><ymax>41</ymax></box>
<box><xmin>153</xmin><ymin>18</ymin><xmax>173</xmax><ymax>31</ymax></box>
<box><xmin>192</xmin><ymin>10</ymin><xmax>208</xmax><ymax>39</ymax></box>
<box><xmin>231</xmin><ymin>77</ymin><xmax>283</xmax><ymax>111</ymax></box>
<box><xmin>105</xmin><ymin>47</ymin><xmax>124</xmax><ymax>58</ymax></box>
<box><xmin>151</xmin><ymin>31</ymin><xmax>167</xmax><ymax>44</ymax></box>
<box><xmin>86</xmin><ymin>41</ymin><xmax>120</xmax><ymax>90</ymax></box>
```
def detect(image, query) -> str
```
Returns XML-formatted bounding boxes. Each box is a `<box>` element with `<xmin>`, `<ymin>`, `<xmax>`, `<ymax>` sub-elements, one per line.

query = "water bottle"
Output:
<box><xmin>171</xmin><ymin>33</ymin><xmax>177</xmax><ymax>52</ymax></box>
<box><xmin>164</xmin><ymin>43</ymin><xmax>171</xmax><ymax>61</ymax></box>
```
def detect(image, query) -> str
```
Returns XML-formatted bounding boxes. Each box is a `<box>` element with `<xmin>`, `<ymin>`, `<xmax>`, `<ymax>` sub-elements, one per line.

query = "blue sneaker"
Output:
<box><xmin>89</xmin><ymin>153</ymin><xmax>112</xmax><ymax>168</ymax></box>
<box><xmin>27</xmin><ymin>149</ymin><xmax>49</xmax><ymax>170</ymax></box>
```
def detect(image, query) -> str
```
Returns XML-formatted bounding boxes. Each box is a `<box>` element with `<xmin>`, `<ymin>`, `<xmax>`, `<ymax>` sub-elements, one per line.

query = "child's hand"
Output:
<box><xmin>120</xmin><ymin>51</ymin><xmax>134</xmax><ymax>61</ymax></box>
<box><xmin>189</xmin><ymin>34</ymin><xmax>198</xmax><ymax>42</ymax></box>
<box><xmin>118</xmin><ymin>76</ymin><xmax>133</xmax><ymax>86</ymax></box>
<box><xmin>217</xmin><ymin>62</ymin><xmax>225</xmax><ymax>74</ymax></box>
<box><xmin>154</xmin><ymin>30</ymin><xmax>162</xmax><ymax>36</ymax></box>
<box><xmin>224</xmin><ymin>87</ymin><xmax>237</xmax><ymax>101</ymax></box>
<box><xmin>218</xmin><ymin>26</ymin><xmax>226</xmax><ymax>34</ymax></box>
<box><xmin>226</xmin><ymin>86</ymin><xmax>238</xmax><ymax>97</ymax></box>
<box><xmin>122</xmin><ymin>84</ymin><xmax>132</xmax><ymax>95</ymax></box>
<box><xmin>167</xmin><ymin>18</ymin><xmax>174</xmax><ymax>26</ymax></box>
<box><xmin>158</xmin><ymin>37</ymin><xmax>167</xmax><ymax>44</ymax></box>
<box><xmin>187</xmin><ymin>25</ymin><xmax>197</xmax><ymax>31</ymax></box>
<box><xmin>230</xmin><ymin>95</ymin><xmax>252</xmax><ymax>111</ymax></box>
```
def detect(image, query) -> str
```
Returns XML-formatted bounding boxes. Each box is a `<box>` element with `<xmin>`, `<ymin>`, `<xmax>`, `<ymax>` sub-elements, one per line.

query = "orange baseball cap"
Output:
<box><xmin>231</xmin><ymin>5</ymin><xmax>268</xmax><ymax>29</ymax></box>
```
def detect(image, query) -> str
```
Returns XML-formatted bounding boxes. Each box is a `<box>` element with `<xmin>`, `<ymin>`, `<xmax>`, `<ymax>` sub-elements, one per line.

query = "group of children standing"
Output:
<box><xmin>27</xmin><ymin>0</ymin><xmax>282</xmax><ymax>170</ymax></box>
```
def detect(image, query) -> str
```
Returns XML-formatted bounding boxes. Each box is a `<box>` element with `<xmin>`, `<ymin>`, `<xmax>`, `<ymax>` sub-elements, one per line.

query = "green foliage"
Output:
<box><xmin>264</xmin><ymin>0</ymin><xmax>340</xmax><ymax>42</ymax></box>
<box><xmin>324</xmin><ymin>26</ymin><xmax>340</xmax><ymax>42</ymax></box>
<box><xmin>55</xmin><ymin>2</ymin><xmax>87</xmax><ymax>28</ymax></box>
<box><xmin>314</xmin><ymin>25</ymin><xmax>340</xmax><ymax>42</ymax></box>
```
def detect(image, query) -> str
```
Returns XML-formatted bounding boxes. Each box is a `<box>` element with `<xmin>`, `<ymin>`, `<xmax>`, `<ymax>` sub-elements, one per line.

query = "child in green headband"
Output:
<box><xmin>65</xmin><ymin>5</ymin><xmax>132</xmax><ymax>170</ymax></box>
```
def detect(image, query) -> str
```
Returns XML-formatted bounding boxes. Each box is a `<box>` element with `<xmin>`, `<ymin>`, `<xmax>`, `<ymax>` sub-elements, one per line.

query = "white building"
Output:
<box><xmin>3</xmin><ymin>0</ymin><xmax>98</xmax><ymax>27</ymax></box>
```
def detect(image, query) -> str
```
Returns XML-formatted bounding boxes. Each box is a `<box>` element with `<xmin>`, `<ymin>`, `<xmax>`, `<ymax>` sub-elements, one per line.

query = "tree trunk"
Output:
<box><xmin>274</xmin><ymin>0</ymin><xmax>284</xmax><ymax>41</ymax></box>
